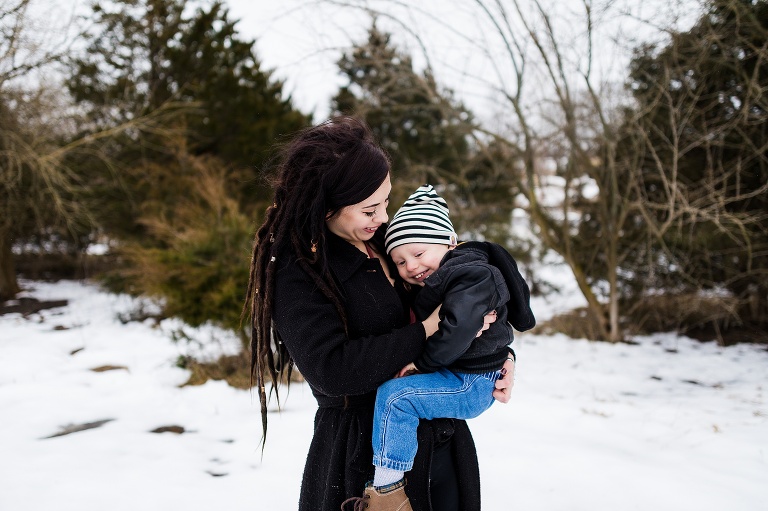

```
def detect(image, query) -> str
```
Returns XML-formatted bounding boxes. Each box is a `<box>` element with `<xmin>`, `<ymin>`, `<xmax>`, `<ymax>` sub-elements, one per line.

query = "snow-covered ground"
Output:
<box><xmin>1</xmin><ymin>277</ymin><xmax>766</xmax><ymax>511</ymax></box>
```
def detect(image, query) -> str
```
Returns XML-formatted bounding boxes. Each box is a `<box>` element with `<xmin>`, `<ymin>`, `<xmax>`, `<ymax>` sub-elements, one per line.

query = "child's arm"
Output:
<box><xmin>414</xmin><ymin>265</ymin><xmax>502</xmax><ymax>373</ymax></box>
<box><xmin>397</xmin><ymin>310</ymin><xmax>497</xmax><ymax>378</ymax></box>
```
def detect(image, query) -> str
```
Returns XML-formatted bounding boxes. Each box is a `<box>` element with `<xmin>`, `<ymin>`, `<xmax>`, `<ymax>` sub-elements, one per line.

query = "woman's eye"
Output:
<box><xmin>364</xmin><ymin>211</ymin><xmax>375</xmax><ymax>217</ymax></box>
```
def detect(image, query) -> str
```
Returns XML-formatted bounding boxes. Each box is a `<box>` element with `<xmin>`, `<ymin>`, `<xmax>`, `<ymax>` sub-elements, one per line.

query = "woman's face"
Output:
<box><xmin>326</xmin><ymin>174</ymin><xmax>391</xmax><ymax>248</ymax></box>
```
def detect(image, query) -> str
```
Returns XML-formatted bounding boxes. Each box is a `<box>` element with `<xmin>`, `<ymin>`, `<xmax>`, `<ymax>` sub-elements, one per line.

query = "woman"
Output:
<box><xmin>244</xmin><ymin>117</ymin><xmax>514</xmax><ymax>511</ymax></box>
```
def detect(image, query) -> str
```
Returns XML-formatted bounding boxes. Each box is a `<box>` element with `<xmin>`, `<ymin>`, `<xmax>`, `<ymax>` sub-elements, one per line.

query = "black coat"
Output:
<box><xmin>272</xmin><ymin>230</ymin><xmax>481</xmax><ymax>511</ymax></box>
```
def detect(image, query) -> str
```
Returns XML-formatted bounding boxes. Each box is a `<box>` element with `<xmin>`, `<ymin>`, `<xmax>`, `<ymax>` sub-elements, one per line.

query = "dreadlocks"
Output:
<box><xmin>243</xmin><ymin>117</ymin><xmax>391</xmax><ymax>448</ymax></box>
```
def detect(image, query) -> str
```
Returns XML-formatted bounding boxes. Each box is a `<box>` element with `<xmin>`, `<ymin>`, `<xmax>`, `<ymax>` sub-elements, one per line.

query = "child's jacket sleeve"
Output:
<box><xmin>414</xmin><ymin>265</ymin><xmax>507</xmax><ymax>373</ymax></box>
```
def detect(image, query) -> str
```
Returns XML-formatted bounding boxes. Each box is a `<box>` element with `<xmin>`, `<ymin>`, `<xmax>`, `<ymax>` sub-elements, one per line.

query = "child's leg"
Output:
<box><xmin>371</xmin><ymin>368</ymin><xmax>497</xmax><ymax>486</ymax></box>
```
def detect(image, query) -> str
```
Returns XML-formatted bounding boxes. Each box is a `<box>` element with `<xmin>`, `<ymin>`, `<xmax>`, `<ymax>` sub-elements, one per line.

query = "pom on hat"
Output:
<box><xmin>384</xmin><ymin>184</ymin><xmax>457</xmax><ymax>254</ymax></box>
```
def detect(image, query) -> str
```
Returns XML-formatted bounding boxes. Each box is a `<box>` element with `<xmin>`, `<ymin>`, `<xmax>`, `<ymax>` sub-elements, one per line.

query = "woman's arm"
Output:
<box><xmin>272</xmin><ymin>259</ymin><xmax>426</xmax><ymax>397</ymax></box>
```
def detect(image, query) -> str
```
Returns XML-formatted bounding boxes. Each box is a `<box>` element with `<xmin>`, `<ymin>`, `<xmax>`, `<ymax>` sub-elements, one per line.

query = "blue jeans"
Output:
<box><xmin>372</xmin><ymin>368</ymin><xmax>499</xmax><ymax>472</ymax></box>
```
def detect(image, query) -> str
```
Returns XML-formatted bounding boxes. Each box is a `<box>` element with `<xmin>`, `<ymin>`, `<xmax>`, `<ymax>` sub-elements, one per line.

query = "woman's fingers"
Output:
<box><xmin>422</xmin><ymin>305</ymin><xmax>441</xmax><ymax>337</ymax></box>
<box><xmin>397</xmin><ymin>362</ymin><xmax>418</xmax><ymax>378</ymax></box>
<box><xmin>492</xmin><ymin>358</ymin><xmax>515</xmax><ymax>403</ymax></box>
<box><xmin>476</xmin><ymin>310</ymin><xmax>497</xmax><ymax>337</ymax></box>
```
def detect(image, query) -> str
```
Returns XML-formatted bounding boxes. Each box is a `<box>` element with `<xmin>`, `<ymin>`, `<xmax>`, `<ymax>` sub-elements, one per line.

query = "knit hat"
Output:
<box><xmin>384</xmin><ymin>184</ymin><xmax>457</xmax><ymax>254</ymax></box>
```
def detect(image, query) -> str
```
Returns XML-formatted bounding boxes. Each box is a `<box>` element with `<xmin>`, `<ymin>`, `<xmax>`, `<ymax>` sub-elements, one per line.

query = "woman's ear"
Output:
<box><xmin>325</xmin><ymin>209</ymin><xmax>335</xmax><ymax>221</ymax></box>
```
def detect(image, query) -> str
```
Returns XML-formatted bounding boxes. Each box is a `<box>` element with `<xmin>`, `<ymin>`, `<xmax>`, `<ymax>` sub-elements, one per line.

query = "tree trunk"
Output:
<box><xmin>0</xmin><ymin>232</ymin><xmax>20</xmax><ymax>301</ymax></box>
<box><xmin>606</xmin><ymin>223</ymin><xmax>622</xmax><ymax>343</ymax></box>
<box><xmin>607</xmin><ymin>266</ymin><xmax>621</xmax><ymax>343</ymax></box>
<box><xmin>566</xmin><ymin>256</ymin><xmax>611</xmax><ymax>341</ymax></box>
<box><xmin>525</xmin><ymin>176</ymin><xmax>612</xmax><ymax>341</ymax></box>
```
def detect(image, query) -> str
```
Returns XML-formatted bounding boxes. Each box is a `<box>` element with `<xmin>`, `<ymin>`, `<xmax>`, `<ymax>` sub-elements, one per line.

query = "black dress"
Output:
<box><xmin>272</xmin><ymin>230</ymin><xmax>481</xmax><ymax>511</ymax></box>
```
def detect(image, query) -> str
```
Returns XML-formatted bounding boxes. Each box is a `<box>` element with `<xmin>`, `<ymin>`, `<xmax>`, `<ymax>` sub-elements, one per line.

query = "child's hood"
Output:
<box><xmin>441</xmin><ymin>242</ymin><xmax>536</xmax><ymax>332</ymax></box>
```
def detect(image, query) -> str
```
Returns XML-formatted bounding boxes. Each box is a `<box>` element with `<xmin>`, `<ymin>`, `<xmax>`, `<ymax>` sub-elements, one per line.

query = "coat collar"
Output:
<box><xmin>326</xmin><ymin>231</ymin><xmax>371</xmax><ymax>282</ymax></box>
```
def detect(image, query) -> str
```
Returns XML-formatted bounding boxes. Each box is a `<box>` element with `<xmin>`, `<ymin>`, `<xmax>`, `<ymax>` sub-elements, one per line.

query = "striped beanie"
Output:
<box><xmin>384</xmin><ymin>184</ymin><xmax>457</xmax><ymax>254</ymax></box>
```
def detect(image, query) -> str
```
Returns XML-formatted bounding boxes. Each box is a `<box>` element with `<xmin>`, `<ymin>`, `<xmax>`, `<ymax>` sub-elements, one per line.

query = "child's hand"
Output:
<box><xmin>396</xmin><ymin>362</ymin><xmax>419</xmax><ymax>378</ymax></box>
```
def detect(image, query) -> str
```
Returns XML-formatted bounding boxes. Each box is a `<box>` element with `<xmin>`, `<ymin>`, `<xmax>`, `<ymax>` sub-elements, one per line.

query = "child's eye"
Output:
<box><xmin>415</xmin><ymin>253</ymin><xmax>423</xmax><ymax>258</ymax></box>
<box><xmin>396</xmin><ymin>261</ymin><xmax>405</xmax><ymax>266</ymax></box>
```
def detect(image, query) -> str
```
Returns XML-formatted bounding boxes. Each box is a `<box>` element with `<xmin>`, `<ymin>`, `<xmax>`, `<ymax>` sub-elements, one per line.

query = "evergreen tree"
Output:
<box><xmin>332</xmin><ymin>23</ymin><xmax>519</xmax><ymax>242</ymax></box>
<box><xmin>110</xmin><ymin>141</ymin><xmax>253</xmax><ymax>333</ymax></box>
<box><xmin>63</xmin><ymin>0</ymin><xmax>310</xmax><ymax>329</ymax></box>
<box><xmin>67</xmin><ymin>0</ymin><xmax>308</xmax><ymax>236</ymax></box>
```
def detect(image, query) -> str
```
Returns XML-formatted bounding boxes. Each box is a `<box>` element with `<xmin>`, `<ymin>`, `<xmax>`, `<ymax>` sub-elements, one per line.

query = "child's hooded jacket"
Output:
<box><xmin>411</xmin><ymin>241</ymin><xmax>536</xmax><ymax>373</ymax></box>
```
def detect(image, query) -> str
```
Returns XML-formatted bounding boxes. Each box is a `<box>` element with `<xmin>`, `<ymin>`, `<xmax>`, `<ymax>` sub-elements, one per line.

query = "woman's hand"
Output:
<box><xmin>492</xmin><ymin>357</ymin><xmax>515</xmax><ymax>403</ymax></box>
<box><xmin>421</xmin><ymin>305</ymin><xmax>441</xmax><ymax>338</ymax></box>
<box><xmin>476</xmin><ymin>310</ymin><xmax>497</xmax><ymax>337</ymax></box>
<box><xmin>396</xmin><ymin>362</ymin><xmax>419</xmax><ymax>378</ymax></box>
<box><xmin>424</xmin><ymin>307</ymin><xmax>496</xmax><ymax>339</ymax></box>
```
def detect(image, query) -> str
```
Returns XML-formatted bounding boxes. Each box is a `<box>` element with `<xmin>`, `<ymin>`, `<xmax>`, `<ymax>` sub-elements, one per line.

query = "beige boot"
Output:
<box><xmin>341</xmin><ymin>480</ymin><xmax>413</xmax><ymax>511</ymax></box>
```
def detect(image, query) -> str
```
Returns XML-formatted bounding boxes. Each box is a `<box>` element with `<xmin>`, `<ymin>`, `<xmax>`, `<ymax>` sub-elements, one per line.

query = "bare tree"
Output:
<box><xmin>0</xmin><ymin>80</ymin><xmax>185</xmax><ymax>301</ymax></box>
<box><xmin>1</xmin><ymin>0</ymin><xmax>41</xmax><ymax>87</ymax></box>
<box><xmin>619</xmin><ymin>0</ymin><xmax>768</xmax><ymax>340</ymax></box>
<box><xmin>1</xmin><ymin>0</ymin><xmax>74</xmax><ymax>300</ymax></box>
<box><xmin>0</xmin><ymin>0</ymin><xmax>194</xmax><ymax>301</ymax></box>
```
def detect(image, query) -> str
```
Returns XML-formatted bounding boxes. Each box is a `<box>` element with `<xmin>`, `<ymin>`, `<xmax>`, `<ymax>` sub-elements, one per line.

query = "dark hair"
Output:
<box><xmin>243</xmin><ymin>116</ymin><xmax>390</xmax><ymax>447</ymax></box>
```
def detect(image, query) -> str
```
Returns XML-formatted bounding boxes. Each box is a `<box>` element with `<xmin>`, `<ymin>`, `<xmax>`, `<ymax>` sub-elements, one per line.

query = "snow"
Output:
<box><xmin>1</xmin><ymin>278</ymin><xmax>766</xmax><ymax>511</ymax></box>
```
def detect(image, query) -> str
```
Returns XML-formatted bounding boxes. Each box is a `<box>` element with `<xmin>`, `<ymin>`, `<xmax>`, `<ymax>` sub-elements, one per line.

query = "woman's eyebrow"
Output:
<box><xmin>363</xmin><ymin>196</ymin><xmax>390</xmax><ymax>209</ymax></box>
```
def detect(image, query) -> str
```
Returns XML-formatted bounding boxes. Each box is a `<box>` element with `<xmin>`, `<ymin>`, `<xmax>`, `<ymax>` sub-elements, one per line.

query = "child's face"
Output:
<box><xmin>389</xmin><ymin>243</ymin><xmax>452</xmax><ymax>286</ymax></box>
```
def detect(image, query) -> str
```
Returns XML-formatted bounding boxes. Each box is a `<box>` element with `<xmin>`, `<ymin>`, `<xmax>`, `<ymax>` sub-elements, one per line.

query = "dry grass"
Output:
<box><xmin>540</xmin><ymin>293</ymin><xmax>765</xmax><ymax>345</ymax></box>
<box><xmin>626</xmin><ymin>293</ymin><xmax>740</xmax><ymax>334</ymax></box>
<box><xmin>180</xmin><ymin>352</ymin><xmax>253</xmax><ymax>389</ymax></box>
<box><xmin>624</xmin><ymin>292</ymin><xmax>766</xmax><ymax>345</ymax></box>
<box><xmin>180</xmin><ymin>351</ymin><xmax>305</xmax><ymax>389</ymax></box>
<box><xmin>537</xmin><ymin>307</ymin><xmax>608</xmax><ymax>341</ymax></box>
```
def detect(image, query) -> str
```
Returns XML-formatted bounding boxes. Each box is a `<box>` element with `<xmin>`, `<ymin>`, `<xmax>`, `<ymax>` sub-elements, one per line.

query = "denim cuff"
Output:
<box><xmin>372</xmin><ymin>454</ymin><xmax>414</xmax><ymax>472</ymax></box>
